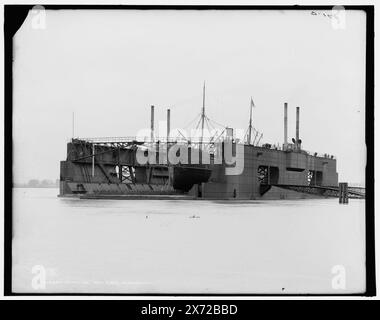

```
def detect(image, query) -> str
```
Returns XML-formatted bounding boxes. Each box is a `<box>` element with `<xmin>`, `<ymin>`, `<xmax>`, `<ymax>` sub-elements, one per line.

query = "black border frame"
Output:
<box><xmin>3</xmin><ymin>4</ymin><xmax>376</xmax><ymax>297</ymax></box>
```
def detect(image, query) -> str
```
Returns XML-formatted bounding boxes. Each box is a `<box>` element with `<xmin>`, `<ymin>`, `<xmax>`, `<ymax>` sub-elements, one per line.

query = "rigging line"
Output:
<box><xmin>194</xmin><ymin>115</ymin><xmax>203</xmax><ymax>131</ymax></box>
<box><xmin>252</xmin><ymin>131</ymin><xmax>259</xmax><ymax>145</ymax></box>
<box><xmin>205</xmin><ymin>116</ymin><xmax>213</xmax><ymax>133</ymax></box>
<box><xmin>207</xmin><ymin>116</ymin><xmax>222</xmax><ymax>140</ymax></box>
<box><xmin>183</xmin><ymin>112</ymin><xmax>202</xmax><ymax>130</ymax></box>
<box><xmin>209</xmin><ymin>129</ymin><xmax>220</xmax><ymax>143</ymax></box>
<box><xmin>256</xmin><ymin>133</ymin><xmax>263</xmax><ymax>146</ymax></box>
<box><xmin>213</xmin><ymin>128</ymin><xmax>226</xmax><ymax>142</ymax></box>
<box><xmin>207</xmin><ymin>118</ymin><xmax>222</xmax><ymax>141</ymax></box>
<box><xmin>207</xmin><ymin>118</ymin><xmax>226</xmax><ymax>129</ymax></box>
<box><xmin>204</xmin><ymin>118</ymin><xmax>214</xmax><ymax>142</ymax></box>
<box><xmin>205</xmin><ymin>116</ymin><xmax>226</xmax><ymax>128</ymax></box>
<box><xmin>177</xmin><ymin>129</ymin><xmax>188</xmax><ymax>140</ymax></box>
<box><xmin>203</xmin><ymin>116</ymin><xmax>213</xmax><ymax>140</ymax></box>
<box><xmin>206</xmin><ymin>116</ymin><xmax>218</xmax><ymax>133</ymax></box>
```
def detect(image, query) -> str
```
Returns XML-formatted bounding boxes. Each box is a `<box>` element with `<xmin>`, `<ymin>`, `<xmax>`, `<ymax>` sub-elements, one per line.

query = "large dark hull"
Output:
<box><xmin>172</xmin><ymin>166</ymin><xmax>212</xmax><ymax>192</ymax></box>
<box><xmin>59</xmin><ymin>140</ymin><xmax>341</xmax><ymax>199</ymax></box>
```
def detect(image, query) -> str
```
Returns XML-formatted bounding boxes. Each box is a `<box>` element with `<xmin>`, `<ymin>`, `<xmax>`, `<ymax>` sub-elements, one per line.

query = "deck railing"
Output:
<box><xmin>72</xmin><ymin>137</ymin><xmax>335</xmax><ymax>159</ymax></box>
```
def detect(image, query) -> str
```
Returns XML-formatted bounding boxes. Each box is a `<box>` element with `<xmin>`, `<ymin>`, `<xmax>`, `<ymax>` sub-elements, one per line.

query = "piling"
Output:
<box><xmin>339</xmin><ymin>182</ymin><xmax>349</xmax><ymax>204</ymax></box>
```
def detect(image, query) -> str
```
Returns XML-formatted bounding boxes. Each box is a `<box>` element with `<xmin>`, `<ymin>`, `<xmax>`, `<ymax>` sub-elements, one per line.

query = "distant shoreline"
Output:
<box><xmin>13</xmin><ymin>186</ymin><xmax>59</xmax><ymax>189</ymax></box>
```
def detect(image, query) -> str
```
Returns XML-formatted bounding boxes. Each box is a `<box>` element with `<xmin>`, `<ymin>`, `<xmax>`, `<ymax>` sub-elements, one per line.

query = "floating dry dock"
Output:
<box><xmin>59</xmin><ymin>101</ymin><xmax>364</xmax><ymax>200</ymax></box>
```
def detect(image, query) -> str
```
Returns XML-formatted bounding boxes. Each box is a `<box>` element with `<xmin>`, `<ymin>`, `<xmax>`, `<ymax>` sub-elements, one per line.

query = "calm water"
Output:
<box><xmin>12</xmin><ymin>188</ymin><xmax>366</xmax><ymax>294</ymax></box>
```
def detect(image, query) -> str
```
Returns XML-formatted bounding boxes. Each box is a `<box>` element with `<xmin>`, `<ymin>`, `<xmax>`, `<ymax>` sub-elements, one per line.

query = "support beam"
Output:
<box><xmin>128</xmin><ymin>166</ymin><xmax>135</xmax><ymax>183</ymax></box>
<box><xmin>118</xmin><ymin>165</ymin><xmax>123</xmax><ymax>182</ymax></box>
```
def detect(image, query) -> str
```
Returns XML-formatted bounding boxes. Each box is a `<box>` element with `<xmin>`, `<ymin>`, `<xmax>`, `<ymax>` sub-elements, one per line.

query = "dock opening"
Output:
<box><xmin>257</xmin><ymin>165</ymin><xmax>279</xmax><ymax>185</ymax></box>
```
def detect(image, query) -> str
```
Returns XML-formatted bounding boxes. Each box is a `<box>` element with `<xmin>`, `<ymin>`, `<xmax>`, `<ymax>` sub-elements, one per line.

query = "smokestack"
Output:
<box><xmin>150</xmin><ymin>105</ymin><xmax>154</xmax><ymax>142</ymax></box>
<box><xmin>226</xmin><ymin>127</ymin><xmax>233</xmax><ymax>139</ymax></box>
<box><xmin>167</xmin><ymin>108</ymin><xmax>170</xmax><ymax>141</ymax></box>
<box><xmin>284</xmin><ymin>102</ymin><xmax>288</xmax><ymax>147</ymax></box>
<box><xmin>296</xmin><ymin>106</ymin><xmax>300</xmax><ymax>146</ymax></box>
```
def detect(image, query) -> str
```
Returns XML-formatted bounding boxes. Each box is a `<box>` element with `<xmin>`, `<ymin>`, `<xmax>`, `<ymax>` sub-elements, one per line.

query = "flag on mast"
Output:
<box><xmin>250</xmin><ymin>97</ymin><xmax>255</xmax><ymax>108</ymax></box>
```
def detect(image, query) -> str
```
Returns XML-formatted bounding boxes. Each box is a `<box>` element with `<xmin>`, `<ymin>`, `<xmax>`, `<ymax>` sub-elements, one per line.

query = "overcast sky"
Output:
<box><xmin>13</xmin><ymin>9</ymin><xmax>366</xmax><ymax>184</ymax></box>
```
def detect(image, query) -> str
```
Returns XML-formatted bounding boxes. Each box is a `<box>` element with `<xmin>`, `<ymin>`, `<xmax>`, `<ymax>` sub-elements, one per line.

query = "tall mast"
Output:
<box><xmin>247</xmin><ymin>97</ymin><xmax>253</xmax><ymax>145</ymax></box>
<box><xmin>200</xmin><ymin>81</ymin><xmax>206</xmax><ymax>145</ymax></box>
<box><xmin>150</xmin><ymin>105</ymin><xmax>155</xmax><ymax>143</ymax></box>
